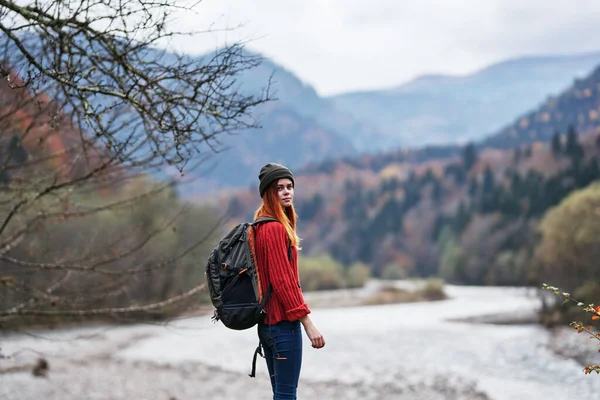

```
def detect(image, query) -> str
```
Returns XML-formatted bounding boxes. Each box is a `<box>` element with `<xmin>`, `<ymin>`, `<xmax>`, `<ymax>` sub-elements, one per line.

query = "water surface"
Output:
<box><xmin>116</xmin><ymin>285</ymin><xmax>600</xmax><ymax>399</ymax></box>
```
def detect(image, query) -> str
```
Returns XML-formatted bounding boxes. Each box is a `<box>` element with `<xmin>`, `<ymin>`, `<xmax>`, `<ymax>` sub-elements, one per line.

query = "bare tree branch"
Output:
<box><xmin>0</xmin><ymin>0</ymin><xmax>271</xmax><ymax>171</ymax></box>
<box><xmin>0</xmin><ymin>283</ymin><xmax>206</xmax><ymax>317</ymax></box>
<box><xmin>0</xmin><ymin>1</ymin><xmax>265</xmax><ymax>328</ymax></box>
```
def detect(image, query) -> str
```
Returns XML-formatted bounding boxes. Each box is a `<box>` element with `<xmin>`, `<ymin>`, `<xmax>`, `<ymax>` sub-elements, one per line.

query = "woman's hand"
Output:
<box><xmin>300</xmin><ymin>315</ymin><xmax>325</xmax><ymax>349</ymax></box>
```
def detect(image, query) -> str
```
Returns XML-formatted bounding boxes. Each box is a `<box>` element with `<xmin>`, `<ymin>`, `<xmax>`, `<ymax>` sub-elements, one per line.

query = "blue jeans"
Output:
<box><xmin>257</xmin><ymin>320</ymin><xmax>303</xmax><ymax>400</ymax></box>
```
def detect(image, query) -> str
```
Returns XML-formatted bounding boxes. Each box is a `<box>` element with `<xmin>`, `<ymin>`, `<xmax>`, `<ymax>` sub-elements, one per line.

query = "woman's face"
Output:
<box><xmin>276</xmin><ymin>178</ymin><xmax>294</xmax><ymax>208</ymax></box>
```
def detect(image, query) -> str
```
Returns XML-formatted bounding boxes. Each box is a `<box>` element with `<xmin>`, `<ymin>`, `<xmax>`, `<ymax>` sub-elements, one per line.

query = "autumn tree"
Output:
<box><xmin>0</xmin><ymin>0</ymin><xmax>270</xmax><ymax>328</ymax></box>
<box><xmin>533</xmin><ymin>182</ymin><xmax>600</xmax><ymax>293</ymax></box>
<box><xmin>437</xmin><ymin>226</ymin><xmax>465</xmax><ymax>283</ymax></box>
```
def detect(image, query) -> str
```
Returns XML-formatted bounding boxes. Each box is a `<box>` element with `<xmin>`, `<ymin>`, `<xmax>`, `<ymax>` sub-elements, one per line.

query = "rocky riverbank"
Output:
<box><xmin>0</xmin><ymin>280</ymin><xmax>489</xmax><ymax>400</ymax></box>
<box><xmin>0</xmin><ymin>325</ymin><xmax>490</xmax><ymax>400</ymax></box>
<box><xmin>302</xmin><ymin>278</ymin><xmax>446</xmax><ymax>308</ymax></box>
<box><xmin>6</xmin><ymin>283</ymin><xmax>596</xmax><ymax>400</ymax></box>
<box><xmin>1</xmin><ymin>357</ymin><xmax>491</xmax><ymax>400</ymax></box>
<box><xmin>548</xmin><ymin>326</ymin><xmax>600</xmax><ymax>368</ymax></box>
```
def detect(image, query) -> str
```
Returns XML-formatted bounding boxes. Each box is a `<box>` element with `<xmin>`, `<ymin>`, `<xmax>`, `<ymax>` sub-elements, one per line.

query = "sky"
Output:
<box><xmin>165</xmin><ymin>0</ymin><xmax>600</xmax><ymax>97</ymax></box>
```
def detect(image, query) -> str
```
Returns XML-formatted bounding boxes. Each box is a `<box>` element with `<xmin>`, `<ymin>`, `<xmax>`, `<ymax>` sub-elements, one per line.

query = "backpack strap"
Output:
<box><xmin>253</xmin><ymin>216</ymin><xmax>279</xmax><ymax>225</ymax></box>
<box><xmin>248</xmin><ymin>217</ymin><xmax>292</xmax><ymax>378</ymax></box>
<box><xmin>252</xmin><ymin>217</ymin><xmax>292</xmax><ymax>261</ymax></box>
<box><xmin>249</xmin><ymin>284</ymin><xmax>274</xmax><ymax>378</ymax></box>
<box><xmin>259</xmin><ymin>285</ymin><xmax>273</xmax><ymax>309</ymax></box>
<box><xmin>249</xmin><ymin>344</ymin><xmax>263</xmax><ymax>378</ymax></box>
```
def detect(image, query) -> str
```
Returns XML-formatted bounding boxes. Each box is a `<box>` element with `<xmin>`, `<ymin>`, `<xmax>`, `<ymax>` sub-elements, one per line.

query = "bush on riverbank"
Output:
<box><xmin>298</xmin><ymin>254</ymin><xmax>371</xmax><ymax>291</ymax></box>
<box><xmin>534</xmin><ymin>183</ymin><xmax>600</xmax><ymax>327</ymax></box>
<box><xmin>420</xmin><ymin>278</ymin><xmax>447</xmax><ymax>301</ymax></box>
<box><xmin>362</xmin><ymin>279</ymin><xmax>447</xmax><ymax>306</ymax></box>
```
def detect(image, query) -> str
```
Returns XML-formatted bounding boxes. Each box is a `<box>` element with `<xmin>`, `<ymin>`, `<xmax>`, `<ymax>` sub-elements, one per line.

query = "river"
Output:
<box><xmin>2</xmin><ymin>284</ymin><xmax>600</xmax><ymax>399</ymax></box>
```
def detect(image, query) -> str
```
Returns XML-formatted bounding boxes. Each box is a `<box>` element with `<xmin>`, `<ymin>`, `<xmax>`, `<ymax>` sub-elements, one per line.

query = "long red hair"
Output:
<box><xmin>254</xmin><ymin>181</ymin><xmax>301</xmax><ymax>249</ymax></box>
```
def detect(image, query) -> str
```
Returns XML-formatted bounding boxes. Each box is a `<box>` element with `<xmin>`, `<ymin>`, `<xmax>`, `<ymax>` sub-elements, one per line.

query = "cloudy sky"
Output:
<box><xmin>166</xmin><ymin>0</ymin><xmax>600</xmax><ymax>96</ymax></box>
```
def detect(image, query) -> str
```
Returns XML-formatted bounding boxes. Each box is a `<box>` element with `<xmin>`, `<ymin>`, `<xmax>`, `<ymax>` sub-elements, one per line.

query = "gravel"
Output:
<box><xmin>1</xmin><ymin>325</ymin><xmax>491</xmax><ymax>400</ymax></box>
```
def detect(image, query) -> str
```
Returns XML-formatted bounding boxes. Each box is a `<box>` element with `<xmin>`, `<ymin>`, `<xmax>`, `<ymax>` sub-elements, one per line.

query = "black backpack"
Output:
<box><xmin>205</xmin><ymin>217</ymin><xmax>291</xmax><ymax>377</ymax></box>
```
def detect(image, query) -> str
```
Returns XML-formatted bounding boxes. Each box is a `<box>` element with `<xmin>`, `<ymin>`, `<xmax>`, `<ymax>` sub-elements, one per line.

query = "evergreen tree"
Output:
<box><xmin>302</xmin><ymin>193</ymin><xmax>324</xmax><ymax>220</ymax></box>
<box><xmin>498</xmin><ymin>187</ymin><xmax>521</xmax><ymax>217</ymax></box>
<box><xmin>371</xmin><ymin>196</ymin><xmax>403</xmax><ymax>236</ymax></box>
<box><xmin>510</xmin><ymin>172</ymin><xmax>524</xmax><ymax>198</ymax></box>
<box><xmin>565</xmin><ymin>125</ymin><xmax>584</xmax><ymax>163</ymax></box>
<box><xmin>462</xmin><ymin>143</ymin><xmax>477</xmax><ymax>171</ymax></box>
<box><xmin>574</xmin><ymin>158</ymin><xmax>600</xmax><ymax>188</ymax></box>
<box><xmin>513</xmin><ymin>147</ymin><xmax>522</xmax><ymax>164</ymax></box>
<box><xmin>453</xmin><ymin>201</ymin><xmax>471</xmax><ymax>232</ymax></box>
<box><xmin>551</xmin><ymin>131</ymin><xmax>562</xmax><ymax>157</ymax></box>
<box><xmin>402</xmin><ymin>183</ymin><xmax>421</xmax><ymax>211</ymax></box>
<box><xmin>432</xmin><ymin>179</ymin><xmax>443</xmax><ymax>204</ymax></box>
<box><xmin>431</xmin><ymin>215</ymin><xmax>447</xmax><ymax>240</ymax></box>
<box><xmin>423</xmin><ymin>168</ymin><xmax>435</xmax><ymax>184</ymax></box>
<box><xmin>468</xmin><ymin>177</ymin><xmax>478</xmax><ymax>197</ymax></box>
<box><xmin>445</xmin><ymin>163</ymin><xmax>467</xmax><ymax>185</ymax></box>
<box><xmin>524</xmin><ymin>171</ymin><xmax>546</xmax><ymax>217</ymax></box>
<box><xmin>482</xmin><ymin>165</ymin><xmax>495</xmax><ymax>195</ymax></box>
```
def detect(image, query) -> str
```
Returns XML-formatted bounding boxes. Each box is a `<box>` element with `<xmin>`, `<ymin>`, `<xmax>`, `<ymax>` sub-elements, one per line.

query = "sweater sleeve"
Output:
<box><xmin>262</xmin><ymin>223</ymin><xmax>310</xmax><ymax>321</ymax></box>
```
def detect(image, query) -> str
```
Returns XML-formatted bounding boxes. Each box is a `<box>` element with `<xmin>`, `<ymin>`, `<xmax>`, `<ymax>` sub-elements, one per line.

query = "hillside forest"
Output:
<box><xmin>221</xmin><ymin>63</ymin><xmax>600</xmax><ymax>312</ymax></box>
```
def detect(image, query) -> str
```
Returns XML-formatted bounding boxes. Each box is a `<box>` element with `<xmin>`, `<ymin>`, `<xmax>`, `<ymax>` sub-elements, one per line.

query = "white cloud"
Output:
<box><xmin>162</xmin><ymin>0</ymin><xmax>600</xmax><ymax>96</ymax></box>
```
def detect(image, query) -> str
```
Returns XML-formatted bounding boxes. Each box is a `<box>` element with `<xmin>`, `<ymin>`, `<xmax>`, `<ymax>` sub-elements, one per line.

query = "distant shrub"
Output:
<box><xmin>381</xmin><ymin>263</ymin><xmax>408</xmax><ymax>280</ymax></box>
<box><xmin>420</xmin><ymin>278</ymin><xmax>447</xmax><ymax>301</ymax></box>
<box><xmin>362</xmin><ymin>279</ymin><xmax>447</xmax><ymax>306</ymax></box>
<box><xmin>298</xmin><ymin>254</ymin><xmax>346</xmax><ymax>291</ymax></box>
<box><xmin>298</xmin><ymin>254</ymin><xmax>372</xmax><ymax>291</ymax></box>
<box><xmin>362</xmin><ymin>284</ymin><xmax>417</xmax><ymax>306</ymax></box>
<box><xmin>345</xmin><ymin>262</ymin><xmax>371</xmax><ymax>288</ymax></box>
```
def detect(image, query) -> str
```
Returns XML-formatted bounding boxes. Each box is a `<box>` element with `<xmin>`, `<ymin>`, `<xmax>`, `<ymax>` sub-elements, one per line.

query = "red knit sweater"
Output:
<box><xmin>253</xmin><ymin>221</ymin><xmax>310</xmax><ymax>324</ymax></box>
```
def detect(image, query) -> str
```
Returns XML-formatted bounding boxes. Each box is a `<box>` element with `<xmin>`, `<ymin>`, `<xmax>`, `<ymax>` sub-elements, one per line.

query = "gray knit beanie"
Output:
<box><xmin>258</xmin><ymin>162</ymin><xmax>294</xmax><ymax>197</ymax></box>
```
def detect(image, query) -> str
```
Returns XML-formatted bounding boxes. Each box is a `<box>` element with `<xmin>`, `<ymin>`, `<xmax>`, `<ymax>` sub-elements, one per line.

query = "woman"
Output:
<box><xmin>253</xmin><ymin>162</ymin><xmax>325</xmax><ymax>399</ymax></box>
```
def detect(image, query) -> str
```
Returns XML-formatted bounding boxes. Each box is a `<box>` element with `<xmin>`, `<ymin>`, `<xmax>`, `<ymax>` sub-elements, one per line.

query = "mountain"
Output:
<box><xmin>180</xmin><ymin>50</ymin><xmax>600</xmax><ymax>196</ymax></box>
<box><xmin>0</xmin><ymin>40</ymin><xmax>366</xmax><ymax>197</ymax></box>
<box><xmin>183</xmin><ymin>103</ymin><xmax>356</xmax><ymax>196</ymax></box>
<box><xmin>236</xmin><ymin>54</ymin><xmax>384</xmax><ymax>149</ymax></box>
<box><xmin>330</xmin><ymin>52</ymin><xmax>600</xmax><ymax>150</ymax></box>
<box><xmin>218</xmin><ymin>58</ymin><xmax>600</xmax><ymax>287</ymax></box>
<box><xmin>175</xmin><ymin>51</ymin><xmax>369</xmax><ymax>197</ymax></box>
<box><xmin>301</xmin><ymin>58</ymin><xmax>600</xmax><ymax>176</ymax></box>
<box><xmin>483</xmin><ymin>64</ymin><xmax>600</xmax><ymax>148</ymax></box>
